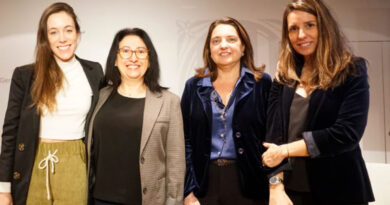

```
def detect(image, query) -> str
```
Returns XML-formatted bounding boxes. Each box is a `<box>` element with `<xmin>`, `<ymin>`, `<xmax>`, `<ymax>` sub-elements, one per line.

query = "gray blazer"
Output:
<box><xmin>87</xmin><ymin>86</ymin><xmax>185</xmax><ymax>205</ymax></box>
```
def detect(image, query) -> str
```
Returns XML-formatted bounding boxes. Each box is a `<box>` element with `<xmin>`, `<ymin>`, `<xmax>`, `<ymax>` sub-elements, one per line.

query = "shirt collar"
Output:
<box><xmin>198</xmin><ymin>66</ymin><xmax>252</xmax><ymax>87</ymax></box>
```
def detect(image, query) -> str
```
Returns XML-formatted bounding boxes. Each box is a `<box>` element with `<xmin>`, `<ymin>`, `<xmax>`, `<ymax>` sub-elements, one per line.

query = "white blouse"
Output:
<box><xmin>39</xmin><ymin>56</ymin><xmax>92</xmax><ymax>140</ymax></box>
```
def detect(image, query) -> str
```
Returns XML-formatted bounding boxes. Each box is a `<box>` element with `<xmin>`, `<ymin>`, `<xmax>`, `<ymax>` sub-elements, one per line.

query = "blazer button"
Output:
<box><xmin>143</xmin><ymin>187</ymin><xmax>147</xmax><ymax>194</ymax></box>
<box><xmin>235</xmin><ymin>132</ymin><xmax>241</xmax><ymax>138</ymax></box>
<box><xmin>18</xmin><ymin>143</ymin><xmax>25</xmax><ymax>151</ymax></box>
<box><xmin>13</xmin><ymin>172</ymin><xmax>21</xmax><ymax>180</ymax></box>
<box><xmin>238</xmin><ymin>148</ymin><xmax>244</xmax><ymax>155</ymax></box>
<box><xmin>140</xmin><ymin>157</ymin><xmax>145</xmax><ymax>164</ymax></box>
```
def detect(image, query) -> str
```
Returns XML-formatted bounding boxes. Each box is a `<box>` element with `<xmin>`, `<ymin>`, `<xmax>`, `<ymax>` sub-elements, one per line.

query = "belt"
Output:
<box><xmin>211</xmin><ymin>159</ymin><xmax>236</xmax><ymax>167</ymax></box>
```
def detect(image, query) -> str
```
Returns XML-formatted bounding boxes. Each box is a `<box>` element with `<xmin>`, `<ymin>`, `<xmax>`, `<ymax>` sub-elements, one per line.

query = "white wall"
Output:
<box><xmin>0</xmin><ymin>0</ymin><xmax>389</xmax><ymax>203</ymax></box>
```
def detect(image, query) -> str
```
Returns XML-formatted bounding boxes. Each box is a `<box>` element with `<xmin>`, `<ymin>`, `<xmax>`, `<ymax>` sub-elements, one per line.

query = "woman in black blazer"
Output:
<box><xmin>0</xmin><ymin>3</ymin><xmax>103</xmax><ymax>205</ymax></box>
<box><xmin>262</xmin><ymin>0</ymin><xmax>374</xmax><ymax>204</ymax></box>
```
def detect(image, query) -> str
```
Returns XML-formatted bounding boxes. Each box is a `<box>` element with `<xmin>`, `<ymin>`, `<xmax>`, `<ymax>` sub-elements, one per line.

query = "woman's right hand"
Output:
<box><xmin>269</xmin><ymin>184</ymin><xmax>293</xmax><ymax>205</ymax></box>
<box><xmin>262</xmin><ymin>142</ymin><xmax>288</xmax><ymax>168</ymax></box>
<box><xmin>184</xmin><ymin>192</ymin><xmax>201</xmax><ymax>205</ymax></box>
<box><xmin>0</xmin><ymin>193</ymin><xmax>12</xmax><ymax>205</ymax></box>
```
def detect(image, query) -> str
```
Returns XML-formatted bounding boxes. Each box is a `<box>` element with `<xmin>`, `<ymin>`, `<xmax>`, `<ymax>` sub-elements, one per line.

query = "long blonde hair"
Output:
<box><xmin>276</xmin><ymin>0</ymin><xmax>355</xmax><ymax>90</ymax></box>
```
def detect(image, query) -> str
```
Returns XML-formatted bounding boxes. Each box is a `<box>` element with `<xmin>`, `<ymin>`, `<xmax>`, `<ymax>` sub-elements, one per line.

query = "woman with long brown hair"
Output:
<box><xmin>262</xmin><ymin>0</ymin><xmax>374</xmax><ymax>204</ymax></box>
<box><xmin>0</xmin><ymin>2</ymin><xmax>103</xmax><ymax>205</ymax></box>
<box><xmin>181</xmin><ymin>17</ymin><xmax>271</xmax><ymax>205</ymax></box>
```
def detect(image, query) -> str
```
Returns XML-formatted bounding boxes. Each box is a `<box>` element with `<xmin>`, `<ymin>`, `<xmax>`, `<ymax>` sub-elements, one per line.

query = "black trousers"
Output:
<box><xmin>286</xmin><ymin>189</ymin><xmax>368</xmax><ymax>205</ymax></box>
<box><xmin>93</xmin><ymin>198</ymin><xmax>125</xmax><ymax>205</ymax></box>
<box><xmin>199</xmin><ymin>162</ymin><xmax>267</xmax><ymax>205</ymax></box>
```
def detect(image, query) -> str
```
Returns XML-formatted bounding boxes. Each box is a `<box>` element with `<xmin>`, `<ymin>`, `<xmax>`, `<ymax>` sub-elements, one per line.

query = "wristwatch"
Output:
<box><xmin>269</xmin><ymin>176</ymin><xmax>283</xmax><ymax>185</ymax></box>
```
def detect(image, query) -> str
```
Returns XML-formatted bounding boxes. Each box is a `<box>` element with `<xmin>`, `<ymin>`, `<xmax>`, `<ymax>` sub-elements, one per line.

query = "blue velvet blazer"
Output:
<box><xmin>181</xmin><ymin>69</ymin><xmax>272</xmax><ymax>199</ymax></box>
<box><xmin>266</xmin><ymin>57</ymin><xmax>375</xmax><ymax>203</ymax></box>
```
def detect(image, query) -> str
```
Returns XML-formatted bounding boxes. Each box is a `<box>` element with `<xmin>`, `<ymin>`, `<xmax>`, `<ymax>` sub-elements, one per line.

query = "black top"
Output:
<box><xmin>285</xmin><ymin>92</ymin><xmax>310</xmax><ymax>192</ymax></box>
<box><xmin>92</xmin><ymin>89</ymin><xmax>145</xmax><ymax>204</ymax></box>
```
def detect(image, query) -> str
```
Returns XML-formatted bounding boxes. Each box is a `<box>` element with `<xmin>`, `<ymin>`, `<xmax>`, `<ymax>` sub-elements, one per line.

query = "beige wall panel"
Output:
<box><xmin>383</xmin><ymin>42</ymin><xmax>390</xmax><ymax>163</ymax></box>
<box><xmin>351</xmin><ymin>42</ymin><xmax>386</xmax><ymax>163</ymax></box>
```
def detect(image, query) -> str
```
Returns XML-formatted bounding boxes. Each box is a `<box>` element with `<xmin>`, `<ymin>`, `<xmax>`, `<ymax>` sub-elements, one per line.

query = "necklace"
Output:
<box><xmin>117</xmin><ymin>85</ymin><xmax>146</xmax><ymax>98</ymax></box>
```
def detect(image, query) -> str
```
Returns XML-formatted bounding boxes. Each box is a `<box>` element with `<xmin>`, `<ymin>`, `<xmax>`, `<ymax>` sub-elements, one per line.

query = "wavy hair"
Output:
<box><xmin>276</xmin><ymin>0</ymin><xmax>356</xmax><ymax>89</ymax></box>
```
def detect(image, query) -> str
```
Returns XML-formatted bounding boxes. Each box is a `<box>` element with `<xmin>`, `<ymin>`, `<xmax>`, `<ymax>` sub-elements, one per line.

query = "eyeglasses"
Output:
<box><xmin>118</xmin><ymin>46</ymin><xmax>149</xmax><ymax>59</ymax></box>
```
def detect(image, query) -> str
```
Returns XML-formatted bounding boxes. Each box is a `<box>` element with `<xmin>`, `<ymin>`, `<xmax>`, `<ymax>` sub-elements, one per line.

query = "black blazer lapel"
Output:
<box><xmin>76</xmin><ymin>56</ymin><xmax>104</xmax><ymax>140</ymax></box>
<box><xmin>77</xmin><ymin>57</ymin><xmax>101</xmax><ymax>98</ymax></box>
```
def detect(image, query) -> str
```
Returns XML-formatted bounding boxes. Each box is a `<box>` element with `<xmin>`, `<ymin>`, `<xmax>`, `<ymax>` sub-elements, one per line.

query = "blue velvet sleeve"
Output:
<box><xmin>310</xmin><ymin>58</ymin><xmax>370</xmax><ymax>158</ymax></box>
<box><xmin>180</xmin><ymin>79</ymin><xmax>200</xmax><ymax>197</ymax></box>
<box><xmin>264</xmin><ymin>78</ymin><xmax>290</xmax><ymax>177</ymax></box>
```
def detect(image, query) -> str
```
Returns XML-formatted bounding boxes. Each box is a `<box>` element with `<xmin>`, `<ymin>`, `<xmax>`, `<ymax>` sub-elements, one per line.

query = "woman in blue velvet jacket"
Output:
<box><xmin>262</xmin><ymin>0</ymin><xmax>374</xmax><ymax>205</ymax></box>
<box><xmin>181</xmin><ymin>17</ymin><xmax>271</xmax><ymax>205</ymax></box>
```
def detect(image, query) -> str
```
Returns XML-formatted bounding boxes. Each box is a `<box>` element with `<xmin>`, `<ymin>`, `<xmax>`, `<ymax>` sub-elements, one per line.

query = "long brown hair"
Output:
<box><xmin>276</xmin><ymin>0</ymin><xmax>355</xmax><ymax>90</ymax></box>
<box><xmin>196</xmin><ymin>17</ymin><xmax>265</xmax><ymax>81</ymax></box>
<box><xmin>31</xmin><ymin>2</ymin><xmax>80</xmax><ymax>114</ymax></box>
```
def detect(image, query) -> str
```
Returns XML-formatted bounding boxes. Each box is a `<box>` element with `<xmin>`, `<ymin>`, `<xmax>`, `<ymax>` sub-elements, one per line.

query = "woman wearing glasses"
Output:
<box><xmin>86</xmin><ymin>28</ymin><xmax>185</xmax><ymax>205</ymax></box>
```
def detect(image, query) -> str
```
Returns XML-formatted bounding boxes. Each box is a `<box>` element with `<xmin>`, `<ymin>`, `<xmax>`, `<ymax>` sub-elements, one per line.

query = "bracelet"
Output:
<box><xmin>284</xmin><ymin>144</ymin><xmax>290</xmax><ymax>158</ymax></box>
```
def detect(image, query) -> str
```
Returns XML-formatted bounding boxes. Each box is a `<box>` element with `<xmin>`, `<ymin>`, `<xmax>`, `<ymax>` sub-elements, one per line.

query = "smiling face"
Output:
<box><xmin>209</xmin><ymin>24</ymin><xmax>245</xmax><ymax>69</ymax></box>
<box><xmin>116</xmin><ymin>35</ymin><xmax>149</xmax><ymax>83</ymax></box>
<box><xmin>47</xmin><ymin>11</ymin><xmax>79</xmax><ymax>62</ymax></box>
<box><xmin>287</xmin><ymin>10</ymin><xmax>318</xmax><ymax>60</ymax></box>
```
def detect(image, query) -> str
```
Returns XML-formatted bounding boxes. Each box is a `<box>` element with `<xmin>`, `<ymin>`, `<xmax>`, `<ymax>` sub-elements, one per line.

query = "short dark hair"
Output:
<box><xmin>105</xmin><ymin>28</ymin><xmax>165</xmax><ymax>93</ymax></box>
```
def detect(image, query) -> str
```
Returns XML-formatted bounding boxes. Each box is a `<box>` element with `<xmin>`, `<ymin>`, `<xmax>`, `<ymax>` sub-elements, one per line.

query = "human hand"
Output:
<box><xmin>262</xmin><ymin>142</ymin><xmax>288</xmax><ymax>168</ymax></box>
<box><xmin>0</xmin><ymin>193</ymin><xmax>12</xmax><ymax>205</ymax></box>
<box><xmin>269</xmin><ymin>184</ymin><xmax>293</xmax><ymax>205</ymax></box>
<box><xmin>184</xmin><ymin>192</ymin><xmax>201</xmax><ymax>205</ymax></box>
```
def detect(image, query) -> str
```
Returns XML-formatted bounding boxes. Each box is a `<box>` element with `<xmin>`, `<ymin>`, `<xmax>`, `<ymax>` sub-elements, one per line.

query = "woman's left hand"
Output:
<box><xmin>262</xmin><ymin>142</ymin><xmax>288</xmax><ymax>168</ymax></box>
